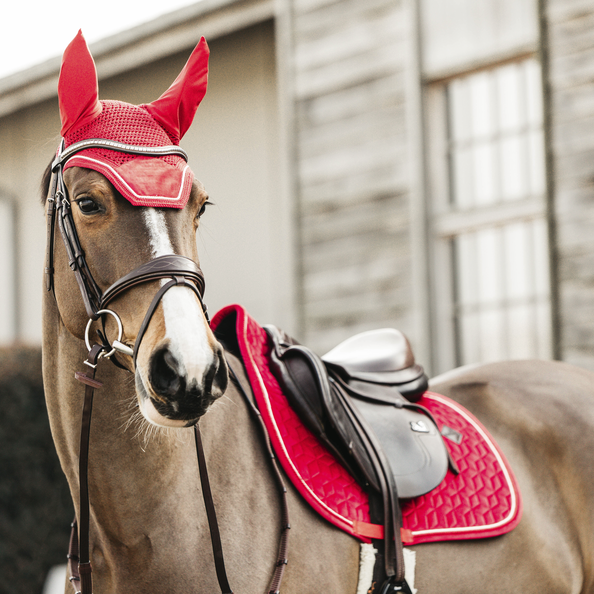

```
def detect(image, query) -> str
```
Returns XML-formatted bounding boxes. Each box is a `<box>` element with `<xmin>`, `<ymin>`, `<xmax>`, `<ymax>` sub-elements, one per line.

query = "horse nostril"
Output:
<box><xmin>149</xmin><ymin>347</ymin><xmax>182</xmax><ymax>398</ymax></box>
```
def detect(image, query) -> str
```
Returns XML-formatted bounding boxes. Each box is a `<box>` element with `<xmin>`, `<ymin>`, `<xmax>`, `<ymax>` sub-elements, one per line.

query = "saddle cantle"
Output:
<box><xmin>264</xmin><ymin>326</ymin><xmax>451</xmax><ymax>499</ymax></box>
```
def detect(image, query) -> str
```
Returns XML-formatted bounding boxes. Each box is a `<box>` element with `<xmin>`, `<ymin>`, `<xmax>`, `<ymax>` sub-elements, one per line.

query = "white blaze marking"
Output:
<box><xmin>142</xmin><ymin>208</ymin><xmax>211</xmax><ymax>386</ymax></box>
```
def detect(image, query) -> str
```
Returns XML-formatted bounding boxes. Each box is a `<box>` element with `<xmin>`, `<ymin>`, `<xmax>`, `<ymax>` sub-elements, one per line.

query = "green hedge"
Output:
<box><xmin>0</xmin><ymin>347</ymin><xmax>72</xmax><ymax>594</ymax></box>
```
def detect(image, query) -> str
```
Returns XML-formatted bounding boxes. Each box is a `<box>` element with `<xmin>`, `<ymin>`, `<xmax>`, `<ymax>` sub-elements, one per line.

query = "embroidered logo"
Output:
<box><xmin>441</xmin><ymin>425</ymin><xmax>463</xmax><ymax>444</ymax></box>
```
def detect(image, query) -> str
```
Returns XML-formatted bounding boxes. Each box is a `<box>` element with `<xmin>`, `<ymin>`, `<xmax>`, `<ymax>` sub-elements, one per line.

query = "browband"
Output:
<box><xmin>52</xmin><ymin>138</ymin><xmax>189</xmax><ymax>172</ymax></box>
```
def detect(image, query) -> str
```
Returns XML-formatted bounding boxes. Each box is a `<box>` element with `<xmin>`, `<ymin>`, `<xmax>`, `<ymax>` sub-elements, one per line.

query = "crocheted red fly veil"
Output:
<box><xmin>57</xmin><ymin>30</ymin><xmax>209</xmax><ymax>208</ymax></box>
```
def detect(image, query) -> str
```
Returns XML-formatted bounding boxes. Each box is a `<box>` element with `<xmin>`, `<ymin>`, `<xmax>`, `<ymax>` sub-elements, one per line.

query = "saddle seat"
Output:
<box><xmin>322</xmin><ymin>328</ymin><xmax>428</xmax><ymax>402</ymax></box>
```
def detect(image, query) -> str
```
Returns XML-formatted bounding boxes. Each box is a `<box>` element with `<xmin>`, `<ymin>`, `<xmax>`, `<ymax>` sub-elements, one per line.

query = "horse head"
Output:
<box><xmin>45</xmin><ymin>31</ymin><xmax>228</xmax><ymax>428</ymax></box>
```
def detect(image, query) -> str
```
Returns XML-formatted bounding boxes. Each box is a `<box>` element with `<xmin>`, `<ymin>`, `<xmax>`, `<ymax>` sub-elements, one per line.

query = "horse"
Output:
<box><xmin>41</xmin><ymin>33</ymin><xmax>594</xmax><ymax>594</ymax></box>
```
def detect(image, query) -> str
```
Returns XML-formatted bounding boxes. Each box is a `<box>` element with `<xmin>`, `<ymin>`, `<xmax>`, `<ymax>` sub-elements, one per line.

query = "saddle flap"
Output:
<box><xmin>266</xmin><ymin>326</ymin><xmax>328</xmax><ymax>437</ymax></box>
<box><xmin>349</xmin><ymin>397</ymin><xmax>449</xmax><ymax>499</ymax></box>
<box><xmin>265</xmin><ymin>325</ymin><xmax>450</xmax><ymax>499</ymax></box>
<box><xmin>265</xmin><ymin>325</ymin><xmax>382</xmax><ymax>491</ymax></box>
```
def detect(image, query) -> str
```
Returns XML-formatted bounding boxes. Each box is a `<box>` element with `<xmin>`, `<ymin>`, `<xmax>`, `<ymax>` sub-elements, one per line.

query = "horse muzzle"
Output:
<box><xmin>136</xmin><ymin>341</ymin><xmax>228</xmax><ymax>427</ymax></box>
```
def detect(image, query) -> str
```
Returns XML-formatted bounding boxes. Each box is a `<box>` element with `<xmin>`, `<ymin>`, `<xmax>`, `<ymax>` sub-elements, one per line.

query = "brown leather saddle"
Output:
<box><xmin>265</xmin><ymin>326</ymin><xmax>454</xmax><ymax>500</ymax></box>
<box><xmin>265</xmin><ymin>325</ymin><xmax>459</xmax><ymax>591</ymax></box>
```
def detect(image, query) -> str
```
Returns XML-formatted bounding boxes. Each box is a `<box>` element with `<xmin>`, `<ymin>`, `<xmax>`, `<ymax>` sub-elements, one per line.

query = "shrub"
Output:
<box><xmin>0</xmin><ymin>347</ymin><xmax>72</xmax><ymax>594</ymax></box>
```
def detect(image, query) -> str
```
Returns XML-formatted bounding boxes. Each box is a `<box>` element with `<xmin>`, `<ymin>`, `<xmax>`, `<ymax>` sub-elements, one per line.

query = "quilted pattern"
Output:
<box><xmin>237</xmin><ymin>306</ymin><xmax>372</xmax><ymax>539</ymax></box>
<box><xmin>211</xmin><ymin>305</ymin><xmax>522</xmax><ymax>546</ymax></box>
<box><xmin>400</xmin><ymin>393</ymin><xmax>522</xmax><ymax>544</ymax></box>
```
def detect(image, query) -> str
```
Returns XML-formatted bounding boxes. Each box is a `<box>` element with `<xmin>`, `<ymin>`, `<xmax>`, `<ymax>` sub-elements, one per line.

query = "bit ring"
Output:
<box><xmin>84</xmin><ymin>309</ymin><xmax>124</xmax><ymax>358</ymax></box>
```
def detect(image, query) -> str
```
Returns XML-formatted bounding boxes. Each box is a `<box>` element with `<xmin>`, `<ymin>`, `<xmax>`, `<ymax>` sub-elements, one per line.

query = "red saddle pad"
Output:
<box><xmin>211</xmin><ymin>305</ymin><xmax>522</xmax><ymax>546</ymax></box>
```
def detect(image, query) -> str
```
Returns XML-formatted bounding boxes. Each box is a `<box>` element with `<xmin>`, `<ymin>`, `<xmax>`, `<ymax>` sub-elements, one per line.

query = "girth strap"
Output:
<box><xmin>263</xmin><ymin>325</ymin><xmax>413</xmax><ymax>591</ymax></box>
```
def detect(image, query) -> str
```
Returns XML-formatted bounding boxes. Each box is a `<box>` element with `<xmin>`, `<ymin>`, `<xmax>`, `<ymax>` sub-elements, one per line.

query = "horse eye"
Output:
<box><xmin>198</xmin><ymin>201</ymin><xmax>212</xmax><ymax>219</ymax></box>
<box><xmin>77</xmin><ymin>198</ymin><xmax>100</xmax><ymax>215</ymax></box>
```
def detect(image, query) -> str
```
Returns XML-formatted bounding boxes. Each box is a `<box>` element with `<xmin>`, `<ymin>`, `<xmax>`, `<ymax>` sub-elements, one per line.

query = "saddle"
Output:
<box><xmin>212</xmin><ymin>306</ymin><xmax>523</xmax><ymax>593</ymax></box>
<box><xmin>264</xmin><ymin>325</ymin><xmax>458</xmax><ymax>591</ymax></box>
<box><xmin>265</xmin><ymin>325</ymin><xmax>454</xmax><ymax>500</ymax></box>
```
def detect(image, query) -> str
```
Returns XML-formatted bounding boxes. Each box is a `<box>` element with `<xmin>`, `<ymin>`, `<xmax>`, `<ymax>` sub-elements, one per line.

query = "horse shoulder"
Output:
<box><xmin>203</xmin><ymin>353</ymin><xmax>361</xmax><ymax>594</ymax></box>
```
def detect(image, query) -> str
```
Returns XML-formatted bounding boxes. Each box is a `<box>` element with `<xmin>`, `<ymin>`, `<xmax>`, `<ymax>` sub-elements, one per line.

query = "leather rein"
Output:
<box><xmin>46</xmin><ymin>139</ymin><xmax>290</xmax><ymax>594</ymax></box>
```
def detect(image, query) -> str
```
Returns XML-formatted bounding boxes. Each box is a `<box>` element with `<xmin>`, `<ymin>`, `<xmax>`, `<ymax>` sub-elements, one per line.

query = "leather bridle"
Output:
<box><xmin>46</xmin><ymin>138</ymin><xmax>208</xmax><ymax>336</ymax></box>
<box><xmin>46</xmin><ymin>139</ymin><xmax>290</xmax><ymax>594</ymax></box>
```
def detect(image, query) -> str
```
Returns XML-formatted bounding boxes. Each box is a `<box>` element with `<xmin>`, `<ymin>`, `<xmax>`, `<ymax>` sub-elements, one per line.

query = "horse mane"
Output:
<box><xmin>40</xmin><ymin>156</ymin><xmax>53</xmax><ymax>204</ymax></box>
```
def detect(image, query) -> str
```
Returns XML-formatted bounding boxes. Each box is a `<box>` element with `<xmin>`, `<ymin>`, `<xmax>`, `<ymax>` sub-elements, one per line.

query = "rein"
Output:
<box><xmin>47</xmin><ymin>138</ymin><xmax>290</xmax><ymax>594</ymax></box>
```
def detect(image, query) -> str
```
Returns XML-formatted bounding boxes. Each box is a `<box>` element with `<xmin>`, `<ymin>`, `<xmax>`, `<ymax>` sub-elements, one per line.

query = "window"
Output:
<box><xmin>428</xmin><ymin>58</ymin><xmax>552</xmax><ymax>371</ymax></box>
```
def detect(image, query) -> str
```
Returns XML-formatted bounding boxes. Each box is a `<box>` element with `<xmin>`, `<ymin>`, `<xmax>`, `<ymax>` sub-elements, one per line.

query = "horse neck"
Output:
<box><xmin>42</xmin><ymin>293</ymin><xmax>206</xmax><ymax>552</ymax></box>
<box><xmin>42</xmin><ymin>292</ymin><xmax>289</xmax><ymax>593</ymax></box>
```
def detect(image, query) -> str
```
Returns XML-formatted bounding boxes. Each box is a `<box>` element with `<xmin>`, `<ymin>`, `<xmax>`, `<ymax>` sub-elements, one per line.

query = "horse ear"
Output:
<box><xmin>58</xmin><ymin>30</ymin><xmax>102</xmax><ymax>137</ymax></box>
<box><xmin>144</xmin><ymin>37</ymin><xmax>209</xmax><ymax>143</ymax></box>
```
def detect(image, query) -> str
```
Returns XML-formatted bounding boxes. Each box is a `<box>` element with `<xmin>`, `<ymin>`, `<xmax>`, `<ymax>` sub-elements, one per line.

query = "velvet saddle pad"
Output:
<box><xmin>211</xmin><ymin>305</ymin><xmax>522</xmax><ymax>546</ymax></box>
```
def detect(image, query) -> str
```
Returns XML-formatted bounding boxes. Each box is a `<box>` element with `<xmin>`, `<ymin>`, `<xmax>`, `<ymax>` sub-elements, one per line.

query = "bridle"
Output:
<box><xmin>46</xmin><ymin>138</ymin><xmax>209</xmax><ymax>358</ymax></box>
<box><xmin>46</xmin><ymin>139</ymin><xmax>290</xmax><ymax>594</ymax></box>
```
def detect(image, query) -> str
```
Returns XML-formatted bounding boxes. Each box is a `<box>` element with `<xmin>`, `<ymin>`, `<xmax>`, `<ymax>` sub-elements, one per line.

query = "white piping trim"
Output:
<box><xmin>410</xmin><ymin>393</ymin><xmax>518</xmax><ymax>537</ymax></box>
<box><xmin>240</xmin><ymin>314</ymin><xmax>355</xmax><ymax>528</ymax></box>
<box><xmin>68</xmin><ymin>155</ymin><xmax>190</xmax><ymax>202</ymax></box>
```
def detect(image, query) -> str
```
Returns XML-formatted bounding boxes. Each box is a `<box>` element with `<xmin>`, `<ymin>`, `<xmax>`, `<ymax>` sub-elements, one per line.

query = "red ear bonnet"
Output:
<box><xmin>58</xmin><ymin>31</ymin><xmax>102</xmax><ymax>137</ymax></box>
<box><xmin>144</xmin><ymin>38</ymin><xmax>209</xmax><ymax>144</ymax></box>
<box><xmin>57</xmin><ymin>32</ymin><xmax>209</xmax><ymax>208</ymax></box>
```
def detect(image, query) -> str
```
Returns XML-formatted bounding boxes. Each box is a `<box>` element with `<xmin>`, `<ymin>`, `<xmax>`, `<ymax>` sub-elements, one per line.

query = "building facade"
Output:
<box><xmin>1</xmin><ymin>0</ymin><xmax>593</xmax><ymax>376</ymax></box>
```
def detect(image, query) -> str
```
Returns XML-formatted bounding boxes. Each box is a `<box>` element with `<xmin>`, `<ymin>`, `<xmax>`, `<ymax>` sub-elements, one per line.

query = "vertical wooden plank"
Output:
<box><xmin>406</xmin><ymin>0</ymin><xmax>434</xmax><ymax>372</ymax></box>
<box><xmin>291</xmin><ymin>0</ymin><xmax>416</xmax><ymax>354</ymax></box>
<box><xmin>544</xmin><ymin>0</ymin><xmax>594</xmax><ymax>370</ymax></box>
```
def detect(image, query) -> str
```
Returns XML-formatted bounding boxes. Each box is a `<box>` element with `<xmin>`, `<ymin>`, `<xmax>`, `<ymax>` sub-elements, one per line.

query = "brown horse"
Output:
<box><xmin>42</xmin><ymin>36</ymin><xmax>594</xmax><ymax>594</ymax></box>
<box><xmin>42</xmin><ymin>167</ymin><xmax>594</xmax><ymax>594</ymax></box>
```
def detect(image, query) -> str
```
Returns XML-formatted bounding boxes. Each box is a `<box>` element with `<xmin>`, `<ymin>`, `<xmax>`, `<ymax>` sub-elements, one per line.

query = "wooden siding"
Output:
<box><xmin>547</xmin><ymin>0</ymin><xmax>594</xmax><ymax>371</ymax></box>
<box><xmin>291</xmin><ymin>0</ymin><xmax>415</xmax><ymax>354</ymax></box>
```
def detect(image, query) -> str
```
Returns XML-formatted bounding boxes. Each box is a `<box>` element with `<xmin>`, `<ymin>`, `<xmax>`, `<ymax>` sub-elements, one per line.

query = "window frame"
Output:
<box><xmin>425</xmin><ymin>55</ymin><xmax>553</xmax><ymax>373</ymax></box>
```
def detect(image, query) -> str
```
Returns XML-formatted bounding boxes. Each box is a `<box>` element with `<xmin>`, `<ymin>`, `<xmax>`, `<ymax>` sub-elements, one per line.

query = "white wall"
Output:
<box><xmin>421</xmin><ymin>0</ymin><xmax>539</xmax><ymax>77</ymax></box>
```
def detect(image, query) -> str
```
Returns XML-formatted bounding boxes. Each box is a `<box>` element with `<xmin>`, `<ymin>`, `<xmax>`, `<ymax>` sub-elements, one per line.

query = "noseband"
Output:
<box><xmin>45</xmin><ymin>138</ymin><xmax>209</xmax><ymax>365</ymax></box>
